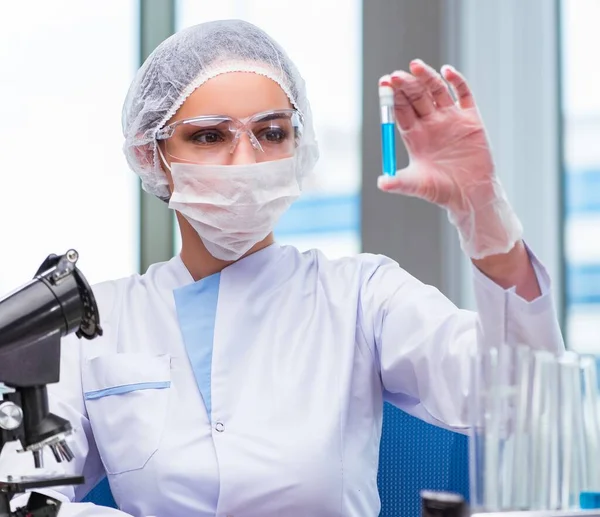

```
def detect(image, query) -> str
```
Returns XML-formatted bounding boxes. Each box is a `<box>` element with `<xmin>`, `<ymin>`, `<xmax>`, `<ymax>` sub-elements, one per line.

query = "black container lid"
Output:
<box><xmin>420</xmin><ymin>490</ymin><xmax>468</xmax><ymax>517</ymax></box>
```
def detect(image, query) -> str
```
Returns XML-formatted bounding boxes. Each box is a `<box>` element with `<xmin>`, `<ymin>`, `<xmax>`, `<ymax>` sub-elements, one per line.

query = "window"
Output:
<box><xmin>561</xmin><ymin>0</ymin><xmax>600</xmax><ymax>351</ymax></box>
<box><xmin>0</xmin><ymin>1</ymin><xmax>139</xmax><ymax>294</ymax></box>
<box><xmin>174</xmin><ymin>1</ymin><xmax>362</xmax><ymax>258</ymax></box>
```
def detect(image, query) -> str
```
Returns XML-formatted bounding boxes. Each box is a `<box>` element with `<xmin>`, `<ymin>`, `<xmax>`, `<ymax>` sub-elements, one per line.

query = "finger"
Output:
<box><xmin>409</xmin><ymin>59</ymin><xmax>454</xmax><ymax>109</ymax></box>
<box><xmin>391</xmin><ymin>70</ymin><xmax>436</xmax><ymax>118</ymax></box>
<box><xmin>377</xmin><ymin>166</ymin><xmax>422</xmax><ymax>197</ymax></box>
<box><xmin>392</xmin><ymin>87</ymin><xmax>417</xmax><ymax>131</ymax></box>
<box><xmin>441</xmin><ymin>65</ymin><xmax>475</xmax><ymax>109</ymax></box>
<box><xmin>380</xmin><ymin>74</ymin><xmax>416</xmax><ymax>131</ymax></box>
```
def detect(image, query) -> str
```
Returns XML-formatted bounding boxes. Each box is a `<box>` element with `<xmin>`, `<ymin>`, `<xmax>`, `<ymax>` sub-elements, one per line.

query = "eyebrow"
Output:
<box><xmin>253</xmin><ymin>112</ymin><xmax>293</xmax><ymax>123</ymax></box>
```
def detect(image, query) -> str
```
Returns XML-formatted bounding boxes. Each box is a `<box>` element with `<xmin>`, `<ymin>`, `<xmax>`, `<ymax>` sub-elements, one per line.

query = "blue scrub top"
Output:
<box><xmin>173</xmin><ymin>272</ymin><xmax>221</xmax><ymax>421</ymax></box>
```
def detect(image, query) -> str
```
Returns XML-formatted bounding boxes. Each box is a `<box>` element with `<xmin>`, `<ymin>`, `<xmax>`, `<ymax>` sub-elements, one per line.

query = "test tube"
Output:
<box><xmin>512</xmin><ymin>345</ymin><xmax>533</xmax><ymax>510</ymax></box>
<box><xmin>580</xmin><ymin>356</ymin><xmax>600</xmax><ymax>493</ymax></box>
<box><xmin>530</xmin><ymin>350</ymin><xmax>559</xmax><ymax>510</ymax></box>
<box><xmin>557</xmin><ymin>351</ymin><xmax>587</xmax><ymax>510</ymax></box>
<box><xmin>483</xmin><ymin>347</ymin><xmax>500</xmax><ymax>511</ymax></box>
<box><xmin>497</xmin><ymin>344</ymin><xmax>516</xmax><ymax>511</ymax></box>
<box><xmin>468</xmin><ymin>348</ymin><xmax>486</xmax><ymax>511</ymax></box>
<box><xmin>378</xmin><ymin>76</ymin><xmax>396</xmax><ymax>176</ymax></box>
<box><xmin>469</xmin><ymin>345</ymin><xmax>500</xmax><ymax>511</ymax></box>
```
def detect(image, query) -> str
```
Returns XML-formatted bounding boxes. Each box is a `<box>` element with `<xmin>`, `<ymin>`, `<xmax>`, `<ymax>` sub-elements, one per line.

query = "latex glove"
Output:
<box><xmin>377</xmin><ymin>59</ymin><xmax>523</xmax><ymax>260</ymax></box>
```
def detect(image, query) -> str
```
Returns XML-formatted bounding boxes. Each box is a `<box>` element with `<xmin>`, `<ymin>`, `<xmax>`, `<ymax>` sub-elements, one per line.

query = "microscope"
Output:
<box><xmin>0</xmin><ymin>250</ymin><xmax>102</xmax><ymax>517</ymax></box>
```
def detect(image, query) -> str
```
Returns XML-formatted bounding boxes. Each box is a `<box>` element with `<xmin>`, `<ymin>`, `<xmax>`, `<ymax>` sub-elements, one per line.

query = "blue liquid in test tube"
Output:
<box><xmin>381</xmin><ymin>122</ymin><xmax>396</xmax><ymax>176</ymax></box>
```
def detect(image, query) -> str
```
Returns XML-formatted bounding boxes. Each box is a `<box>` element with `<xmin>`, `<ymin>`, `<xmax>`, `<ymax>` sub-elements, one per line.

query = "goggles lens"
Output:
<box><xmin>157</xmin><ymin>109</ymin><xmax>303</xmax><ymax>164</ymax></box>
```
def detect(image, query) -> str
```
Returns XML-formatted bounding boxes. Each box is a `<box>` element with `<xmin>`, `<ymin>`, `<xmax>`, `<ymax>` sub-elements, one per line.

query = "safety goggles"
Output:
<box><xmin>156</xmin><ymin>108</ymin><xmax>303</xmax><ymax>164</ymax></box>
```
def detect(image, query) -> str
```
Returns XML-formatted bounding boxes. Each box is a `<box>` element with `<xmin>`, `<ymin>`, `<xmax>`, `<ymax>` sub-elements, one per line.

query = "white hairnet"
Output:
<box><xmin>122</xmin><ymin>19</ymin><xmax>319</xmax><ymax>200</ymax></box>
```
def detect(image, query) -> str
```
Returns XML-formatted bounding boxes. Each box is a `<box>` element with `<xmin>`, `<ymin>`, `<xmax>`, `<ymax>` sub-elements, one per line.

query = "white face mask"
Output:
<box><xmin>167</xmin><ymin>157</ymin><xmax>301</xmax><ymax>261</ymax></box>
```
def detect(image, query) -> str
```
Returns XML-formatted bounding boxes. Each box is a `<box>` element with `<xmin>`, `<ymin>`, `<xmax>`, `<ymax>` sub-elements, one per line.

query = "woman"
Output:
<box><xmin>1</xmin><ymin>19</ymin><xmax>562</xmax><ymax>517</ymax></box>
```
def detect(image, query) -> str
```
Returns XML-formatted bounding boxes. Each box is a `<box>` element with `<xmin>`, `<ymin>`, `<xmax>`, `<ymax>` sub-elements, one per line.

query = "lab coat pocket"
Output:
<box><xmin>82</xmin><ymin>353</ymin><xmax>171</xmax><ymax>475</ymax></box>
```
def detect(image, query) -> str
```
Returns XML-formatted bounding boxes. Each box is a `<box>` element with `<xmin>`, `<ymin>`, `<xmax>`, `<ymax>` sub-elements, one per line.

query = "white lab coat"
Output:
<box><xmin>0</xmin><ymin>243</ymin><xmax>563</xmax><ymax>517</ymax></box>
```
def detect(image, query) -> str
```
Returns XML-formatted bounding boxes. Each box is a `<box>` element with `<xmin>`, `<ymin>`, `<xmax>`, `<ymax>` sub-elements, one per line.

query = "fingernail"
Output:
<box><xmin>379</xmin><ymin>74</ymin><xmax>392</xmax><ymax>86</ymax></box>
<box><xmin>377</xmin><ymin>175</ymin><xmax>390</xmax><ymax>188</ymax></box>
<box><xmin>441</xmin><ymin>64</ymin><xmax>455</xmax><ymax>74</ymax></box>
<box><xmin>411</xmin><ymin>58</ymin><xmax>424</xmax><ymax>66</ymax></box>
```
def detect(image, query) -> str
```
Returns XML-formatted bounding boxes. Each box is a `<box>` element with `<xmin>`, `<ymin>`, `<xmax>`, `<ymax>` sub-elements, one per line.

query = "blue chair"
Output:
<box><xmin>83</xmin><ymin>403</ymin><xmax>470</xmax><ymax>515</ymax></box>
<box><xmin>82</xmin><ymin>478</ymin><xmax>116</xmax><ymax>508</ymax></box>
<box><xmin>378</xmin><ymin>403</ymin><xmax>470</xmax><ymax>517</ymax></box>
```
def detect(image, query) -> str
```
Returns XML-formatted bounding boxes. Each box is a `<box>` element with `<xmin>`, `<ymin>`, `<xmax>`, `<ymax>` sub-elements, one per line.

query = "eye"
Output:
<box><xmin>190</xmin><ymin>130</ymin><xmax>225</xmax><ymax>145</ymax></box>
<box><xmin>257</xmin><ymin>127</ymin><xmax>289</xmax><ymax>143</ymax></box>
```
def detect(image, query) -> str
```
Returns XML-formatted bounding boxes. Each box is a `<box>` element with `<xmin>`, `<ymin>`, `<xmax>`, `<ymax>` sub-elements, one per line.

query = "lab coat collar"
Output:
<box><xmin>168</xmin><ymin>242</ymin><xmax>284</xmax><ymax>289</ymax></box>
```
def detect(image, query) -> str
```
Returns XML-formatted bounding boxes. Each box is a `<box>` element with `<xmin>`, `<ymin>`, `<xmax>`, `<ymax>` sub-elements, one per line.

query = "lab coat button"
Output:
<box><xmin>215</xmin><ymin>421</ymin><xmax>225</xmax><ymax>433</ymax></box>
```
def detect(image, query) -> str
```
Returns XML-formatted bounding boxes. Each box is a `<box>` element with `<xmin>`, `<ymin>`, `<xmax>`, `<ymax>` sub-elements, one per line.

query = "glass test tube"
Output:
<box><xmin>580</xmin><ymin>356</ymin><xmax>600</xmax><ymax>493</ymax></box>
<box><xmin>512</xmin><ymin>345</ymin><xmax>534</xmax><ymax>510</ymax></box>
<box><xmin>483</xmin><ymin>347</ymin><xmax>501</xmax><ymax>511</ymax></box>
<box><xmin>530</xmin><ymin>350</ymin><xmax>559</xmax><ymax>510</ymax></box>
<box><xmin>469</xmin><ymin>347</ymin><xmax>486</xmax><ymax>512</ymax></box>
<box><xmin>497</xmin><ymin>344</ymin><xmax>516</xmax><ymax>511</ymax></box>
<box><xmin>558</xmin><ymin>352</ymin><xmax>587</xmax><ymax>510</ymax></box>
<box><xmin>378</xmin><ymin>76</ymin><xmax>396</xmax><ymax>176</ymax></box>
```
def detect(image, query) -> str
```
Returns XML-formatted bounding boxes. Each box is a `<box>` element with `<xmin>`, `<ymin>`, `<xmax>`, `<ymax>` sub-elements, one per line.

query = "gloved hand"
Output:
<box><xmin>377</xmin><ymin>59</ymin><xmax>523</xmax><ymax>260</ymax></box>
